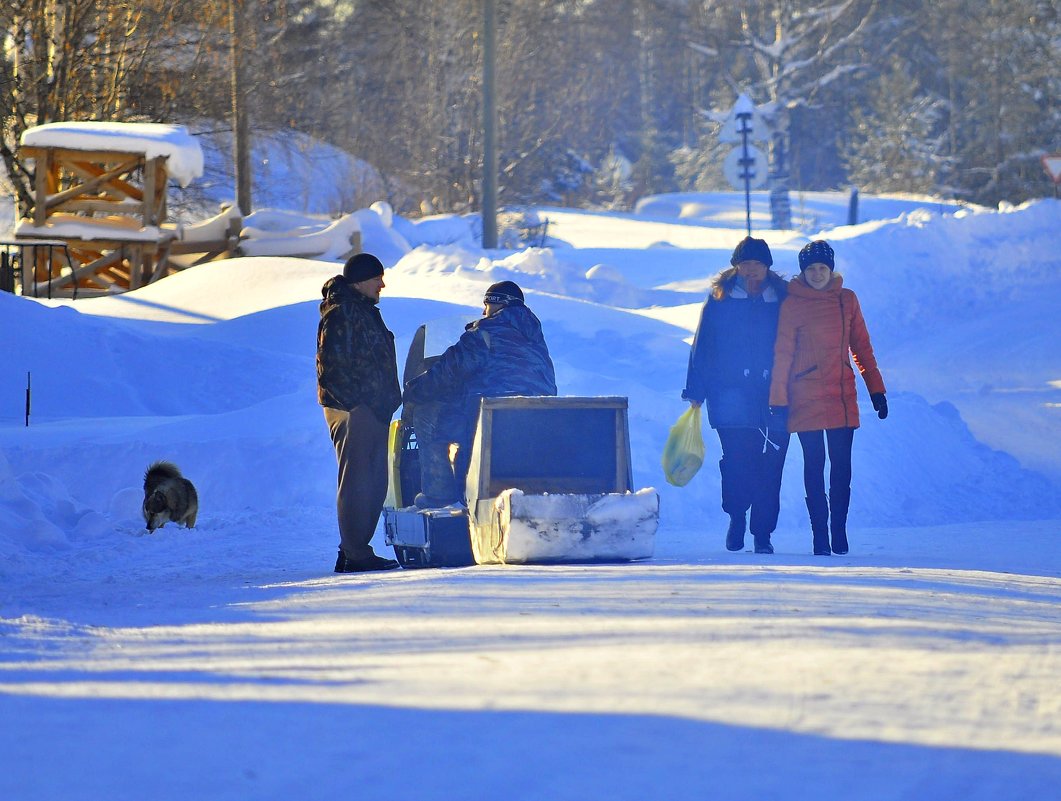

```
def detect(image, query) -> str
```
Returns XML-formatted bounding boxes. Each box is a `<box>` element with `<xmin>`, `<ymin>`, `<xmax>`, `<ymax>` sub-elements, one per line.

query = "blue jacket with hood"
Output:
<box><xmin>403</xmin><ymin>302</ymin><xmax>557</xmax><ymax>406</ymax></box>
<box><xmin>683</xmin><ymin>270</ymin><xmax>787</xmax><ymax>430</ymax></box>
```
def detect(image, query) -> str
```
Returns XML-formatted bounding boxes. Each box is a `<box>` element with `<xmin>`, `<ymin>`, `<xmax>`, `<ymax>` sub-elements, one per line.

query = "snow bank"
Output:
<box><xmin>240</xmin><ymin>214</ymin><xmax>362</xmax><ymax>260</ymax></box>
<box><xmin>392</xmin><ymin>213</ymin><xmax>477</xmax><ymax>248</ymax></box>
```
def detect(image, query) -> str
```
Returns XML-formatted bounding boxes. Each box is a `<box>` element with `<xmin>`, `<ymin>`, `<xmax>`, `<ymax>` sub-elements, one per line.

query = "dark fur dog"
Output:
<box><xmin>142</xmin><ymin>461</ymin><xmax>199</xmax><ymax>532</ymax></box>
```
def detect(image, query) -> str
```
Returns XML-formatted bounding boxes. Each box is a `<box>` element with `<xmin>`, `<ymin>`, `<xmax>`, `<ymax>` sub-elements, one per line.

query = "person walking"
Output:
<box><xmin>769</xmin><ymin>240</ymin><xmax>887</xmax><ymax>556</ymax></box>
<box><xmin>317</xmin><ymin>252</ymin><xmax>403</xmax><ymax>572</ymax></box>
<box><xmin>403</xmin><ymin>281</ymin><xmax>557</xmax><ymax>508</ymax></box>
<box><xmin>683</xmin><ymin>236</ymin><xmax>790</xmax><ymax>554</ymax></box>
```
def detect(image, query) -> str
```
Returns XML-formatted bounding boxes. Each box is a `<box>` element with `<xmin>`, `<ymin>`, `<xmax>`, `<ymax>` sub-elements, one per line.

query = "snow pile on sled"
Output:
<box><xmin>476</xmin><ymin>487</ymin><xmax>659</xmax><ymax>564</ymax></box>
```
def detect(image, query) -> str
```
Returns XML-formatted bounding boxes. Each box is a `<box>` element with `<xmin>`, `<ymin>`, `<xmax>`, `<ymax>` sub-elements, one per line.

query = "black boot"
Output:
<box><xmin>725</xmin><ymin>513</ymin><xmax>746</xmax><ymax>551</ymax></box>
<box><xmin>752</xmin><ymin>533</ymin><xmax>774</xmax><ymax>554</ymax></box>
<box><xmin>829</xmin><ymin>487</ymin><xmax>851</xmax><ymax>555</ymax></box>
<box><xmin>335</xmin><ymin>548</ymin><xmax>400</xmax><ymax>573</ymax></box>
<box><xmin>806</xmin><ymin>495</ymin><xmax>831</xmax><ymax>555</ymax></box>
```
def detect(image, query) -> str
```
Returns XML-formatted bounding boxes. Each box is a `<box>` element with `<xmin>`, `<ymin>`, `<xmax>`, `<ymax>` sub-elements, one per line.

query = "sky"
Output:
<box><xmin>1</xmin><ymin>166</ymin><xmax>1060</xmax><ymax>798</ymax></box>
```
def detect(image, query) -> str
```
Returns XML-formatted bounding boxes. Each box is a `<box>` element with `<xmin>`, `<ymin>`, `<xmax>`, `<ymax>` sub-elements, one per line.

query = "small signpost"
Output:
<box><xmin>1041</xmin><ymin>154</ymin><xmax>1061</xmax><ymax>197</ymax></box>
<box><xmin>719</xmin><ymin>94</ymin><xmax>770</xmax><ymax>236</ymax></box>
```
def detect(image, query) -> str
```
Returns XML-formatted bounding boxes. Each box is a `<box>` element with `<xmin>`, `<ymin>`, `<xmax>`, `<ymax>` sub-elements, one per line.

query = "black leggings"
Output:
<box><xmin>797</xmin><ymin>427</ymin><xmax>854</xmax><ymax>499</ymax></box>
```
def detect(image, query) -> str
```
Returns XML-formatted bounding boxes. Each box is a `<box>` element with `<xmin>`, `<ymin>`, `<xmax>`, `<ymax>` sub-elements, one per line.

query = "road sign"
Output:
<box><xmin>718</xmin><ymin>94</ymin><xmax>770</xmax><ymax>144</ymax></box>
<box><xmin>1041</xmin><ymin>154</ymin><xmax>1061</xmax><ymax>184</ymax></box>
<box><xmin>723</xmin><ymin>144</ymin><xmax>768</xmax><ymax>190</ymax></box>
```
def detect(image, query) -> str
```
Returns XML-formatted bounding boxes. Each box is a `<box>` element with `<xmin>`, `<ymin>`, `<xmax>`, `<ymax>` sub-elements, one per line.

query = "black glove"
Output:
<box><xmin>769</xmin><ymin>405</ymin><xmax>788</xmax><ymax>421</ymax></box>
<box><xmin>871</xmin><ymin>393</ymin><xmax>888</xmax><ymax>420</ymax></box>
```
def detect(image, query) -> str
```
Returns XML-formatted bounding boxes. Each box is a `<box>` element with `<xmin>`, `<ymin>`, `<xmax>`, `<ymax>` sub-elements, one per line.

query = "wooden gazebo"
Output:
<box><xmin>15</xmin><ymin>121</ymin><xmax>206</xmax><ymax>297</ymax></box>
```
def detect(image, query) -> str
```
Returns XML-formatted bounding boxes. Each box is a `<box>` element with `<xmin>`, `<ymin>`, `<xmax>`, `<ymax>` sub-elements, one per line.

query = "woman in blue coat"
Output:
<box><xmin>683</xmin><ymin>237</ymin><xmax>790</xmax><ymax>553</ymax></box>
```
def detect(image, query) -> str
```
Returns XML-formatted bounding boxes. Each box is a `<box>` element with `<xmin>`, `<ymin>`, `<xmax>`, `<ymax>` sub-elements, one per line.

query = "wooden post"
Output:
<box><xmin>142</xmin><ymin>155</ymin><xmax>156</xmax><ymax>227</ymax></box>
<box><xmin>155</xmin><ymin>158</ymin><xmax>168</xmax><ymax>223</ymax></box>
<box><xmin>481</xmin><ymin>0</ymin><xmax>497</xmax><ymax>248</ymax></box>
<box><xmin>230</xmin><ymin>0</ymin><xmax>253</xmax><ymax>215</ymax></box>
<box><xmin>34</xmin><ymin>150</ymin><xmax>50</xmax><ymax>226</ymax></box>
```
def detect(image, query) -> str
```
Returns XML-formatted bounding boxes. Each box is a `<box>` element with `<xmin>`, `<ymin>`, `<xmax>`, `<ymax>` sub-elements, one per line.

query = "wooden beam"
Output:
<box><xmin>32</xmin><ymin>249</ymin><xmax>122</xmax><ymax>294</ymax></box>
<box><xmin>73</xmin><ymin>247</ymin><xmax>125</xmax><ymax>276</ymax></box>
<box><xmin>34</xmin><ymin>149</ymin><xmax>51</xmax><ymax>226</ymax></box>
<box><xmin>55</xmin><ymin>199</ymin><xmax>146</xmax><ymax>216</ymax></box>
<box><xmin>21</xmin><ymin>146</ymin><xmax>144</xmax><ymax>165</ymax></box>
<box><xmin>18</xmin><ymin>234</ymin><xmax>172</xmax><ymax>250</ymax></box>
<box><xmin>152</xmin><ymin>157</ymin><xmax>168</xmax><ymax>224</ymax></box>
<box><xmin>148</xmin><ymin>242</ymin><xmax>173</xmax><ymax>284</ymax></box>
<box><xmin>64</xmin><ymin>161</ymin><xmax>132</xmax><ymax>199</ymax></box>
<box><xmin>45</xmin><ymin>156</ymin><xmax>142</xmax><ymax>210</ymax></box>
<box><xmin>65</xmin><ymin>160</ymin><xmax>144</xmax><ymax>201</ymax></box>
<box><xmin>143</xmin><ymin>157</ymin><xmax>157</xmax><ymax>227</ymax></box>
<box><xmin>168</xmin><ymin>238</ymin><xmax>233</xmax><ymax>255</ymax></box>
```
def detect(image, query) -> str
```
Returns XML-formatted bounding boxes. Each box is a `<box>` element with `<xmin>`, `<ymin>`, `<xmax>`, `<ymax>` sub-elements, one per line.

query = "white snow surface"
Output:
<box><xmin>1</xmin><ymin>190</ymin><xmax>1060</xmax><ymax>800</ymax></box>
<box><xmin>15</xmin><ymin>213</ymin><xmax>166</xmax><ymax>242</ymax></box>
<box><xmin>19</xmin><ymin>121</ymin><xmax>205</xmax><ymax>187</ymax></box>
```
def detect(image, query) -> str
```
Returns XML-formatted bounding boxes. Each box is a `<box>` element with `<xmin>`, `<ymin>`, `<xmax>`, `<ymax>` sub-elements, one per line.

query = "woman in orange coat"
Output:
<box><xmin>769</xmin><ymin>240</ymin><xmax>887</xmax><ymax>555</ymax></box>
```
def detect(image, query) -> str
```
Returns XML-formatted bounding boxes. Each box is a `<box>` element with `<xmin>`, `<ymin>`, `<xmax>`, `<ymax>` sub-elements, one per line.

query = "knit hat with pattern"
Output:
<box><xmin>798</xmin><ymin>240</ymin><xmax>835</xmax><ymax>272</ymax></box>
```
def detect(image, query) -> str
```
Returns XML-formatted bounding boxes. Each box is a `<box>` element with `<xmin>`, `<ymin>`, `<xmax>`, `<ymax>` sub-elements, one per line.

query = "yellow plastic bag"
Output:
<box><xmin>383</xmin><ymin>419</ymin><xmax>403</xmax><ymax>508</ymax></box>
<box><xmin>662</xmin><ymin>406</ymin><xmax>705</xmax><ymax>487</ymax></box>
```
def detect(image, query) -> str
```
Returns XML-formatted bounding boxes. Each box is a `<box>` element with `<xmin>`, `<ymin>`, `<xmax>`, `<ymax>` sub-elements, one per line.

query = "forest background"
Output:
<box><xmin>2</xmin><ymin>0</ymin><xmax>1059</xmax><ymax>220</ymax></box>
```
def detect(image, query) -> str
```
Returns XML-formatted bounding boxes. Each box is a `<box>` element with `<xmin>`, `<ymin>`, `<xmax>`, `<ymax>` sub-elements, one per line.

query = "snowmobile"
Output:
<box><xmin>383</xmin><ymin>321</ymin><xmax>659</xmax><ymax>567</ymax></box>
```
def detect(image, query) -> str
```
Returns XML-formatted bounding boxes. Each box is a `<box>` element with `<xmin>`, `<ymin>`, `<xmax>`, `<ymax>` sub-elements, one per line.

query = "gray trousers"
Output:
<box><xmin>324</xmin><ymin>406</ymin><xmax>389</xmax><ymax>560</ymax></box>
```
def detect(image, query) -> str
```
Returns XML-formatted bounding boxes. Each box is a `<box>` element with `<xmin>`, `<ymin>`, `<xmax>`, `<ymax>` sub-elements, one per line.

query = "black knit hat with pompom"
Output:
<box><xmin>798</xmin><ymin>240</ymin><xmax>835</xmax><ymax>271</ymax></box>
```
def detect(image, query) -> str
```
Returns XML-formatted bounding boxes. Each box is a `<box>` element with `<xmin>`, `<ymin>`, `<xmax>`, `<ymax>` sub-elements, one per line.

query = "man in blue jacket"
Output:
<box><xmin>403</xmin><ymin>281</ymin><xmax>557</xmax><ymax>508</ymax></box>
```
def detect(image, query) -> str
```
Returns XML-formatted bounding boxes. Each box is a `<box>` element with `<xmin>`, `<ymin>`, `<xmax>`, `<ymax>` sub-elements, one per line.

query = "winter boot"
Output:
<box><xmin>805</xmin><ymin>494</ymin><xmax>831</xmax><ymax>555</ymax></box>
<box><xmin>335</xmin><ymin>548</ymin><xmax>399</xmax><ymax>573</ymax></box>
<box><xmin>829</xmin><ymin>487</ymin><xmax>851</xmax><ymax>555</ymax></box>
<box><xmin>413</xmin><ymin>441</ymin><xmax>460</xmax><ymax>509</ymax></box>
<box><xmin>725</xmin><ymin>513</ymin><xmax>746</xmax><ymax>552</ymax></box>
<box><xmin>752</xmin><ymin>533</ymin><xmax>774</xmax><ymax>554</ymax></box>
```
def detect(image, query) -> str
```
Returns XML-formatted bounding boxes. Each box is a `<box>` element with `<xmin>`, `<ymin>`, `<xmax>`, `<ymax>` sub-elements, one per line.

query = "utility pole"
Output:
<box><xmin>481</xmin><ymin>0</ymin><xmax>498</xmax><ymax>248</ymax></box>
<box><xmin>229</xmin><ymin>0</ymin><xmax>252</xmax><ymax>215</ymax></box>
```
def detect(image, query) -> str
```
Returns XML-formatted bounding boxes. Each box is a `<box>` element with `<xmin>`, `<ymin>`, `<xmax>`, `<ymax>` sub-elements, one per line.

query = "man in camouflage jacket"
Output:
<box><xmin>317</xmin><ymin>253</ymin><xmax>402</xmax><ymax>572</ymax></box>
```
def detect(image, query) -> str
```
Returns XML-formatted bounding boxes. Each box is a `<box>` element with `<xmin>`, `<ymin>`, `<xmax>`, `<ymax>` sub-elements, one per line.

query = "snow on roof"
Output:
<box><xmin>20</xmin><ymin>121</ymin><xmax>204</xmax><ymax>187</ymax></box>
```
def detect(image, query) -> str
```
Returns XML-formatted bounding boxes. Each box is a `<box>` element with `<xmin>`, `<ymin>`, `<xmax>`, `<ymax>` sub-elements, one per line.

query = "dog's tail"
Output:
<box><xmin>144</xmin><ymin>460</ymin><xmax>182</xmax><ymax>493</ymax></box>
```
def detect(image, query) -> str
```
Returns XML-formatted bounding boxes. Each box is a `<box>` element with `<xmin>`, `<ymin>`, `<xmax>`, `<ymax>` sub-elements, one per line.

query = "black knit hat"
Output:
<box><xmin>343</xmin><ymin>252</ymin><xmax>385</xmax><ymax>283</ymax></box>
<box><xmin>798</xmin><ymin>240</ymin><xmax>835</xmax><ymax>272</ymax></box>
<box><xmin>730</xmin><ymin>236</ymin><xmax>773</xmax><ymax>267</ymax></box>
<box><xmin>484</xmin><ymin>280</ymin><xmax>524</xmax><ymax>306</ymax></box>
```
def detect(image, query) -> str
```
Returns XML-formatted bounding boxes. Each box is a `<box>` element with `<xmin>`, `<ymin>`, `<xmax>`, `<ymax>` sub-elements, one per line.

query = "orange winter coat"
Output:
<box><xmin>769</xmin><ymin>273</ymin><xmax>885</xmax><ymax>433</ymax></box>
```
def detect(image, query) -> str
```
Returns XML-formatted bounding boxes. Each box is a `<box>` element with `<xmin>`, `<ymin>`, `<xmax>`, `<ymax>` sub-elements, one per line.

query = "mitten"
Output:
<box><xmin>870</xmin><ymin>393</ymin><xmax>888</xmax><ymax>420</ymax></box>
